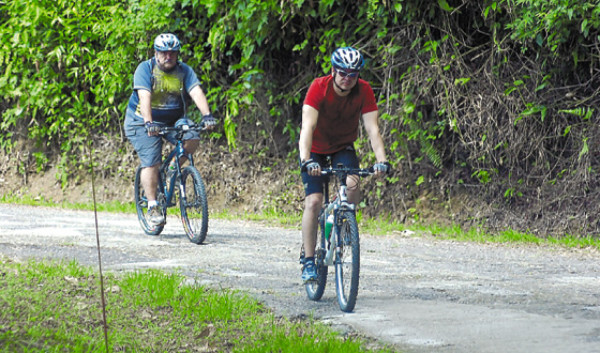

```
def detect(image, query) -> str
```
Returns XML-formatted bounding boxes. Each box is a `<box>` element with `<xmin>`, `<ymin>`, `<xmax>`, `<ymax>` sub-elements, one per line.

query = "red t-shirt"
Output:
<box><xmin>303</xmin><ymin>75</ymin><xmax>378</xmax><ymax>154</ymax></box>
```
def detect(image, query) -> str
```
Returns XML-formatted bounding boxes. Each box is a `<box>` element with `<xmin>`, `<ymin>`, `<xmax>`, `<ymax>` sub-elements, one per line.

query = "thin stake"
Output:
<box><xmin>89</xmin><ymin>142</ymin><xmax>110</xmax><ymax>352</ymax></box>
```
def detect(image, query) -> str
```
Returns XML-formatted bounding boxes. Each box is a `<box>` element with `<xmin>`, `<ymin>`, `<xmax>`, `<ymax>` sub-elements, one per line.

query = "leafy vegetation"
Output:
<box><xmin>2</xmin><ymin>0</ymin><xmax>600</xmax><ymax>237</ymax></box>
<box><xmin>0</xmin><ymin>258</ymin><xmax>392</xmax><ymax>353</ymax></box>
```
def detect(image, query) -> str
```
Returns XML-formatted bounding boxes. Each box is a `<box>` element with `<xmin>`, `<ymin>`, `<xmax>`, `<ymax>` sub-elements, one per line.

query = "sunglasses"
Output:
<box><xmin>335</xmin><ymin>69</ymin><xmax>359</xmax><ymax>78</ymax></box>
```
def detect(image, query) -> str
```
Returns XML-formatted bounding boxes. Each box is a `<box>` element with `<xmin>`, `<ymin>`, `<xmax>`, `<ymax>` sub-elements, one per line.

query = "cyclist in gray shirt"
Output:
<box><xmin>124</xmin><ymin>33</ymin><xmax>216</xmax><ymax>227</ymax></box>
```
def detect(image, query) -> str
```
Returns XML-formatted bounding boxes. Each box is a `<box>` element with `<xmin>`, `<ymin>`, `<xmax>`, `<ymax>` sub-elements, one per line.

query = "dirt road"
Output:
<box><xmin>0</xmin><ymin>204</ymin><xmax>598</xmax><ymax>353</ymax></box>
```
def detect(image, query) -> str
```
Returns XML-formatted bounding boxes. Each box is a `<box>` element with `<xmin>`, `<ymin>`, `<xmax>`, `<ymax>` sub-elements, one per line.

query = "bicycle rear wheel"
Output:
<box><xmin>334</xmin><ymin>210</ymin><xmax>360</xmax><ymax>312</ymax></box>
<box><xmin>134</xmin><ymin>166</ymin><xmax>165</xmax><ymax>236</ymax></box>
<box><xmin>305</xmin><ymin>213</ymin><xmax>328</xmax><ymax>301</ymax></box>
<box><xmin>179</xmin><ymin>166</ymin><xmax>209</xmax><ymax>244</ymax></box>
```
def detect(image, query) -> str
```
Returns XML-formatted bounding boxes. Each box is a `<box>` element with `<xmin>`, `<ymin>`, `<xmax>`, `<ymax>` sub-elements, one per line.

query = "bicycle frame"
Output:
<box><xmin>304</xmin><ymin>163</ymin><xmax>373</xmax><ymax>312</ymax></box>
<box><xmin>320</xmin><ymin>166</ymin><xmax>365</xmax><ymax>265</ymax></box>
<box><xmin>134</xmin><ymin>121</ymin><xmax>210</xmax><ymax>243</ymax></box>
<box><xmin>159</xmin><ymin>140</ymin><xmax>194</xmax><ymax>208</ymax></box>
<box><xmin>156</xmin><ymin>122</ymin><xmax>206</xmax><ymax>207</ymax></box>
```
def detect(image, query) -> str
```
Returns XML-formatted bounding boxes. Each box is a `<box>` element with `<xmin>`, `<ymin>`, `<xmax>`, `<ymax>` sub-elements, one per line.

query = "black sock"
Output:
<box><xmin>304</xmin><ymin>257</ymin><xmax>315</xmax><ymax>264</ymax></box>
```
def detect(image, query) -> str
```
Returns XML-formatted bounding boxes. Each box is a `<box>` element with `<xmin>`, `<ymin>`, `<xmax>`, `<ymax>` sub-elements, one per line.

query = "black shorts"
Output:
<box><xmin>301</xmin><ymin>146</ymin><xmax>359</xmax><ymax>196</ymax></box>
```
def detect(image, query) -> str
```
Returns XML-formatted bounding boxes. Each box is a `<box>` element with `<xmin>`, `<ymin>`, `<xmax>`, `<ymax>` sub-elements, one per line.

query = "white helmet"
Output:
<box><xmin>154</xmin><ymin>33</ymin><xmax>181</xmax><ymax>52</ymax></box>
<box><xmin>331</xmin><ymin>47</ymin><xmax>364</xmax><ymax>71</ymax></box>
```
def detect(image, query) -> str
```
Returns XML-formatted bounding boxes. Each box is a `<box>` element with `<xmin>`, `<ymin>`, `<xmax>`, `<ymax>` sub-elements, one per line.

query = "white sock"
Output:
<box><xmin>148</xmin><ymin>200</ymin><xmax>158</xmax><ymax>208</ymax></box>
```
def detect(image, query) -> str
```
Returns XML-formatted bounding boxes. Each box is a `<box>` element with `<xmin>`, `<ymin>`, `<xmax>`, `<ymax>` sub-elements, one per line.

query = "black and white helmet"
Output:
<box><xmin>331</xmin><ymin>47</ymin><xmax>364</xmax><ymax>71</ymax></box>
<box><xmin>154</xmin><ymin>33</ymin><xmax>181</xmax><ymax>52</ymax></box>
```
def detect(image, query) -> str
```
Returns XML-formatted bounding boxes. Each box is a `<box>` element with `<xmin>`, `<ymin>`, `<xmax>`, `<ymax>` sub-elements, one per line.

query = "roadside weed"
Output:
<box><xmin>2</xmin><ymin>195</ymin><xmax>598</xmax><ymax>250</ymax></box>
<box><xmin>0</xmin><ymin>258</ymin><xmax>392</xmax><ymax>353</ymax></box>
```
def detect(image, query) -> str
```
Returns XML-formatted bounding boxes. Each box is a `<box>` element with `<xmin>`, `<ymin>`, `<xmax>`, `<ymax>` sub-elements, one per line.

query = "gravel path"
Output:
<box><xmin>0</xmin><ymin>204</ymin><xmax>599</xmax><ymax>353</ymax></box>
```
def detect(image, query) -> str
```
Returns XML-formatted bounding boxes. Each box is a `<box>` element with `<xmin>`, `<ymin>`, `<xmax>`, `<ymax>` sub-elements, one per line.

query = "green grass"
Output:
<box><xmin>404</xmin><ymin>221</ymin><xmax>600</xmax><ymax>250</ymax></box>
<box><xmin>0</xmin><ymin>258</ymin><xmax>392</xmax><ymax>353</ymax></box>
<box><xmin>2</xmin><ymin>193</ymin><xmax>599</xmax><ymax>250</ymax></box>
<box><xmin>0</xmin><ymin>194</ymin><xmax>136</xmax><ymax>214</ymax></box>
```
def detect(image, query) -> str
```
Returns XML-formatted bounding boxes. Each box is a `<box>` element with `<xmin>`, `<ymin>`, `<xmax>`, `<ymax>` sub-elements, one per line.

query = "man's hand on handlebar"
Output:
<box><xmin>373</xmin><ymin>161</ymin><xmax>391</xmax><ymax>177</ymax></box>
<box><xmin>145</xmin><ymin>121</ymin><xmax>161</xmax><ymax>136</ymax></box>
<box><xmin>301</xmin><ymin>158</ymin><xmax>321</xmax><ymax>176</ymax></box>
<box><xmin>201</xmin><ymin>113</ymin><xmax>217</xmax><ymax>130</ymax></box>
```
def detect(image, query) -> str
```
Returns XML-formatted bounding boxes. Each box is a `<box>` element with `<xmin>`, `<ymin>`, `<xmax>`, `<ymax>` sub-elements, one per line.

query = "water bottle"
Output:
<box><xmin>324</xmin><ymin>213</ymin><xmax>334</xmax><ymax>241</ymax></box>
<box><xmin>324</xmin><ymin>221</ymin><xmax>335</xmax><ymax>266</ymax></box>
<box><xmin>168</xmin><ymin>157</ymin><xmax>176</xmax><ymax>173</ymax></box>
<box><xmin>166</xmin><ymin>157</ymin><xmax>176</xmax><ymax>189</ymax></box>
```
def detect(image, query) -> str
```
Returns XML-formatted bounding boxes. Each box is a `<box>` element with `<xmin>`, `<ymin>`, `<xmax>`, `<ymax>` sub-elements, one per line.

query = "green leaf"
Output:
<box><xmin>438</xmin><ymin>0</ymin><xmax>454</xmax><ymax>12</ymax></box>
<box><xmin>415</xmin><ymin>175</ymin><xmax>425</xmax><ymax>186</ymax></box>
<box><xmin>579</xmin><ymin>138</ymin><xmax>589</xmax><ymax>161</ymax></box>
<box><xmin>454</xmin><ymin>77</ymin><xmax>471</xmax><ymax>86</ymax></box>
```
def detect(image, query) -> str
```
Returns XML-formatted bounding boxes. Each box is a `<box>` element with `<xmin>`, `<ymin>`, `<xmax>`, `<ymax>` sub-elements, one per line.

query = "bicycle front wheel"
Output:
<box><xmin>134</xmin><ymin>166</ymin><xmax>165</xmax><ymax>236</ymax></box>
<box><xmin>305</xmin><ymin>213</ymin><xmax>328</xmax><ymax>301</ymax></box>
<box><xmin>334</xmin><ymin>210</ymin><xmax>360</xmax><ymax>312</ymax></box>
<box><xmin>179</xmin><ymin>166</ymin><xmax>209</xmax><ymax>244</ymax></box>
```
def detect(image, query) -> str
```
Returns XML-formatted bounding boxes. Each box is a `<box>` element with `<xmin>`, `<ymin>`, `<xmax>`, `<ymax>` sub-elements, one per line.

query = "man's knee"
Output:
<box><xmin>304</xmin><ymin>193</ymin><xmax>323</xmax><ymax>211</ymax></box>
<box><xmin>347</xmin><ymin>175</ymin><xmax>360</xmax><ymax>191</ymax></box>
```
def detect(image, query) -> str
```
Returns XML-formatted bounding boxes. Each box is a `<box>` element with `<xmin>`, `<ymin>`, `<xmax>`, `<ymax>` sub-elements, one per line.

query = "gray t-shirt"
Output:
<box><xmin>127</xmin><ymin>58</ymin><xmax>201</xmax><ymax>124</ymax></box>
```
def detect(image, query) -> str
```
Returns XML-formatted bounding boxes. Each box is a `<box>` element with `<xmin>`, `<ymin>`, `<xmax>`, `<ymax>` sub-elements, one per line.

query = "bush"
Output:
<box><xmin>2</xmin><ymin>0</ymin><xmax>600</xmax><ymax>235</ymax></box>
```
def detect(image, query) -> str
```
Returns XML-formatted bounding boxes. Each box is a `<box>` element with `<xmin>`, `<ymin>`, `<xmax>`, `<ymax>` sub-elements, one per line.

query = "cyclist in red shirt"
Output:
<box><xmin>298</xmin><ymin>47</ymin><xmax>390</xmax><ymax>282</ymax></box>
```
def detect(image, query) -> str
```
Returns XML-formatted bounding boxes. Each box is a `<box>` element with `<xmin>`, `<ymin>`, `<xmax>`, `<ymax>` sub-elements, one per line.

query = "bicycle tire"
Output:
<box><xmin>179</xmin><ymin>166</ymin><xmax>209</xmax><ymax>244</ymax></box>
<box><xmin>305</xmin><ymin>213</ymin><xmax>328</xmax><ymax>301</ymax></box>
<box><xmin>134</xmin><ymin>166</ymin><xmax>165</xmax><ymax>236</ymax></box>
<box><xmin>334</xmin><ymin>210</ymin><xmax>360</xmax><ymax>312</ymax></box>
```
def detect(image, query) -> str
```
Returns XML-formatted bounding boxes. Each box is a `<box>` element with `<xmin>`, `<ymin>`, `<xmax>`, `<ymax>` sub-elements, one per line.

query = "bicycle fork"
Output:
<box><xmin>170</xmin><ymin>142</ymin><xmax>194</xmax><ymax>204</ymax></box>
<box><xmin>325</xmin><ymin>209</ymin><xmax>356</xmax><ymax>266</ymax></box>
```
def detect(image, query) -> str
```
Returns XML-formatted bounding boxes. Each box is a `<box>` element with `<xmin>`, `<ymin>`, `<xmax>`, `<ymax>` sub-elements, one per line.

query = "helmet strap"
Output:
<box><xmin>332</xmin><ymin>72</ymin><xmax>348</xmax><ymax>93</ymax></box>
<box><xmin>332</xmin><ymin>71</ymin><xmax>360</xmax><ymax>94</ymax></box>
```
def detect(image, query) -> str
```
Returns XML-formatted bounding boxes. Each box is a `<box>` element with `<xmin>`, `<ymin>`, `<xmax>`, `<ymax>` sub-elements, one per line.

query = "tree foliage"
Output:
<box><xmin>2</xmin><ymin>0</ymin><xmax>600</xmax><ymax>235</ymax></box>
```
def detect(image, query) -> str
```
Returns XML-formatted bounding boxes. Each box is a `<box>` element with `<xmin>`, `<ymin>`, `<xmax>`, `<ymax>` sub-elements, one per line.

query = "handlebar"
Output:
<box><xmin>302</xmin><ymin>160</ymin><xmax>390</xmax><ymax>176</ymax></box>
<box><xmin>321</xmin><ymin>166</ymin><xmax>374</xmax><ymax>177</ymax></box>
<box><xmin>155</xmin><ymin>122</ymin><xmax>210</xmax><ymax>134</ymax></box>
<box><xmin>135</xmin><ymin>121</ymin><xmax>212</xmax><ymax>134</ymax></box>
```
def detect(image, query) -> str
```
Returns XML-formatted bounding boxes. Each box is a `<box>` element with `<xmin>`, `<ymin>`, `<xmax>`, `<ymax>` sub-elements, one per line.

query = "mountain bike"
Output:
<box><xmin>134</xmin><ymin>122</ymin><xmax>209</xmax><ymax>244</ymax></box>
<box><xmin>300</xmin><ymin>164</ymin><xmax>373</xmax><ymax>312</ymax></box>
